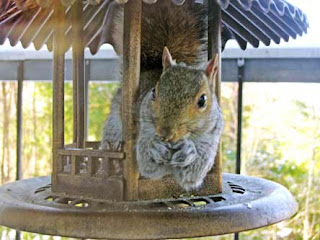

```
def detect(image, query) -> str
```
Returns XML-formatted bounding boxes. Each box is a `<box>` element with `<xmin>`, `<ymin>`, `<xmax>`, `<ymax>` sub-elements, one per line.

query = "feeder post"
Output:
<box><xmin>72</xmin><ymin>0</ymin><xmax>85</xmax><ymax>149</ymax></box>
<box><xmin>208</xmin><ymin>0</ymin><xmax>222</xmax><ymax>192</ymax></box>
<box><xmin>52</xmin><ymin>0</ymin><xmax>66</xmax><ymax>189</ymax></box>
<box><xmin>122</xmin><ymin>0</ymin><xmax>142</xmax><ymax>200</ymax></box>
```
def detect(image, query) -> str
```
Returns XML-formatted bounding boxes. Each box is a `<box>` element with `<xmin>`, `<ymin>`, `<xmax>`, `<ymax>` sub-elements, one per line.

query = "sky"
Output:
<box><xmin>0</xmin><ymin>0</ymin><xmax>319</xmax><ymax>51</ymax></box>
<box><xmin>278</xmin><ymin>0</ymin><xmax>319</xmax><ymax>47</ymax></box>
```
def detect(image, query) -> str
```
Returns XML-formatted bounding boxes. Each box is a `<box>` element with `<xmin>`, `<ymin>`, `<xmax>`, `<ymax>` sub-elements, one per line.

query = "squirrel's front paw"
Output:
<box><xmin>171</xmin><ymin>139</ymin><xmax>197</xmax><ymax>167</ymax></box>
<box><xmin>149</xmin><ymin>136</ymin><xmax>172</xmax><ymax>164</ymax></box>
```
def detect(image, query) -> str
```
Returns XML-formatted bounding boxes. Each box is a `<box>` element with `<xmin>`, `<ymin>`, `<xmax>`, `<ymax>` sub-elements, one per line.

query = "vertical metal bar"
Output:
<box><xmin>208</xmin><ymin>0</ymin><xmax>221</xmax><ymax>59</ymax></box>
<box><xmin>208</xmin><ymin>0</ymin><xmax>222</xmax><ymax>192</ymax></box>
<box><xmin>16</xmin><ymin>61</ymin><xmax>23</xmax><ymax>181</ymax></box>
<box><xmin>236</xmin><ymin>58</ymin><xmax>244</xmax><ymax>175</ymax></box>
<box><xmin>122</xmin><ymin>0</ymin><xmax>142</xmax><ymax>200</ymax></box>
<box><xmin>87</xmin><ymin>156</ymin><xmax>93</xmax><ymax>176</ymax></box>
<box><xmin>15</xmin><ymin>231</ymin><xmax>21</xmax><ymax>240</ymax></box>
<box><xmin>52</xmin><ymin>0</ymin><xmax>65</xmax><ymax>190</ymax></box>
<box><xmin>71</xmin><ymin>155</ymin><xmax>79</xmax><ymax>175</ymax></box>
<box><xmin>234</xmin><ymin>58</ymin><xmax>245</xmax><ymax>240</ymax></box>
<box><xmin>72</xmin><ymin>0</ymin><xmax>85</xmax><ymax>149</ymax></box>
<box><xmin>84</xmin><ymin>60</ymin><xmax>90</xmax><ymax>142</ymax></box>
<box><xmin>15</xmin><ymin>61</ymin><xmax>23</xmax><ymax>240</ymax></box>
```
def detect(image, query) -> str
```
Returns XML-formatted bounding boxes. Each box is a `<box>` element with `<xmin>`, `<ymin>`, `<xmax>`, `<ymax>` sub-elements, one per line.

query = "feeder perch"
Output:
<box><xmin>0</xmin><ymin>0</ymin><xmax>308</xmax><ymax>239</ymax></box>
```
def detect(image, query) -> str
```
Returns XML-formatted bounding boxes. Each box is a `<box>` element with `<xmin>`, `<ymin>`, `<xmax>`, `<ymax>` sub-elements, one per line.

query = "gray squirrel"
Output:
<box><xmin>101</xmin><ymin>0</ymin><xmax>224</xmax><ymax>191</ymax></box>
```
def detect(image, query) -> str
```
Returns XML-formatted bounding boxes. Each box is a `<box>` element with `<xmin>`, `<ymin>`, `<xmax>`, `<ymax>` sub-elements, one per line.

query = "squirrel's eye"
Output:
<box><xmin>197</xmin><ymin>94</ymin><xmax>207</xmax><ymax>108</ymax></box>
<box><xmin>151</xmin><ymin>88</ymin><xmax>156</xmax><ymax>101</ymax></box>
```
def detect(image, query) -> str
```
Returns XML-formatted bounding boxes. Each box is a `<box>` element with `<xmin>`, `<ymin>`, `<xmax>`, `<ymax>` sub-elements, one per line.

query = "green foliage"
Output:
<box><xmin>87</xmin><ymin>82</ymin><xmax>119</xmax><ymax>141</ymax></box>
<box><xmin>1</xmin><ymin>82</ymin><xmax>320</xmax><ymax>239</ymax></box>
<box><xmin>220</xmin><ymin>83</ymin><xmax>237</xmax><ymax>174</ymax></box>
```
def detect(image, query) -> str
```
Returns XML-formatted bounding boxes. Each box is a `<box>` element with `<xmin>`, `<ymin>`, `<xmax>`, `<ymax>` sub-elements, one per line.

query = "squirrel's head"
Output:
<box><xmin>151</xmin><ymin>47</ymin><xmax>219</xmax><ymax>143</ymax></box>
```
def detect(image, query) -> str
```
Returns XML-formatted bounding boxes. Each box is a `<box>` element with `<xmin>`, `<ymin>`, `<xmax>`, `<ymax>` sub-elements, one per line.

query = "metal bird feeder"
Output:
<box><xmin>0</xmin><ymin>0</ymin><xmax>308</xmax><ymax>239</ymax></box>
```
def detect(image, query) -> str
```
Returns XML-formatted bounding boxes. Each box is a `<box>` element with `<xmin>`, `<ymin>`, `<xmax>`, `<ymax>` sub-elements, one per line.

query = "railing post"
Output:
<box><xmin>234</xmin><ymin>58</ymin><xmax>245</xmax><ymax>240</ymax></box>
<box><xmin>16</xmin><ymin>61</ymin><xmax>23</xmax><ymax>181</ymax></box>
<box><xmin>15</xmin><ymin>61</ymin><xmax>23</xmax><ymax>240</ymax></box>
<box><xmin>236</xmin><ymin>58</ymin><xmax>245</xmax><ymax>175</ymax></box>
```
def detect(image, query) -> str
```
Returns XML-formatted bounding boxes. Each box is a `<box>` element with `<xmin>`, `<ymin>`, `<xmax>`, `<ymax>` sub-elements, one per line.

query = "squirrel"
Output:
<box><xmin>101</xmin><ymin>0</ymin><xmax>224</xmax><ymax>191</ymax></box>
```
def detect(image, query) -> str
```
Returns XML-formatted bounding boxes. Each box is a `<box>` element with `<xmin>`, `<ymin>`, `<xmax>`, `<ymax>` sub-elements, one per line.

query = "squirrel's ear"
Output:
<box><xmin>206</xmin><ymin>54</ymin><xmax>219</xmax><ymax>90</ymax></box>
<box><xmin>206</xmin><ymin>54</ymin><xmax>219</xmax><ymax>78</ymax></box>
<box><xmin>162</xmin><ymin>46</ymin><xmax>175</xmax><ymax>70</ymax></box>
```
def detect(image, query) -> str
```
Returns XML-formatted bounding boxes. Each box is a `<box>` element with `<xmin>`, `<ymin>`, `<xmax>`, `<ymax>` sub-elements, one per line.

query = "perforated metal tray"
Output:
<box><xmin>0</xmin><ymin>173</ymin><xmax>297</xmax><ymax>239</ymax></box>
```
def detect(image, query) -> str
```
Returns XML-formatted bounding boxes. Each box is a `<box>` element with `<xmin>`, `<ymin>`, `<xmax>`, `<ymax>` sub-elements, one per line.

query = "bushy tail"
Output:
<box><xmin>112</xmin><ymin>0</ymin><xmax>207</xmax><ymax>70</ymax></box>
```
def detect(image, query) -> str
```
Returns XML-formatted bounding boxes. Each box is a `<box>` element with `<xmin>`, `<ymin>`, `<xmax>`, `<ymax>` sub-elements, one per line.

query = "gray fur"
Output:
<box><xmin>101</xmin><ymin>88</ymin><xmax>122</xmax><ymax>150</ymax></box>
<box><xmin>101</xmin><ymin>0</ymin><xmax>223</xmax><ymax>191</ymax></box>
<box><xmin>101</xmin><ymin>69</ymin><xmax>224</xmax><ymax>191</ymax></box>
<box><xmin>172</xmin><ymin>101</ymin><xmax>223</xmax><ymax>190</ymax></box>
<box><xmin>100</xmin><ymin>66</ymin><xmax>224</xmax><ymax>191</ymax></box>
<box><xmin>136</xmin><ymin>92</ymin><xmax>173</xmax><ymax>179</ymax></box>
<box><xmin>137</xmin><ymin>88</ymin><xmax>223</xmax><ymax>191</ymax></box>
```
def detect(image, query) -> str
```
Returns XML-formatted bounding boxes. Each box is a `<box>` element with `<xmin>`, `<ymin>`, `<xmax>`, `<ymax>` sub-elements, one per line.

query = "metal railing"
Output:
<box><xmin>0</xmin><ymin>47</ymin><xmax>319</xmax><ymax>239</ymax></box>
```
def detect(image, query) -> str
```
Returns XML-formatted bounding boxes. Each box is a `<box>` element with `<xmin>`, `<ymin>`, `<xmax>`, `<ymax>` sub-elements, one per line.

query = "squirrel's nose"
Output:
<box><xmin>156</xmin><ymin>126</ymin><xmax>175</xmax><ymax>142</ymax></box>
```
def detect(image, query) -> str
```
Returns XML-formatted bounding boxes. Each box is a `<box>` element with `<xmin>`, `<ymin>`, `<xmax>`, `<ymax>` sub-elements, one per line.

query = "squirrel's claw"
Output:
<box><xmin>149</xmin><ymin>136</ymin><xmax>172</xmax><ymax>164</ymax></box>
<box><xmin>171</xmin><ymin>139</ymin><xmax>197</xmax><ymax>167</ymax></box>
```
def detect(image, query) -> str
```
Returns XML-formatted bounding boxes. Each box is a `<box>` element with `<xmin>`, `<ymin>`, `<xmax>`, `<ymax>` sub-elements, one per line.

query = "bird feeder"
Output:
<box><xmin>0</xmin><ymin>0</ymin><xmax>308</xmax><ymax>239</ymax></box>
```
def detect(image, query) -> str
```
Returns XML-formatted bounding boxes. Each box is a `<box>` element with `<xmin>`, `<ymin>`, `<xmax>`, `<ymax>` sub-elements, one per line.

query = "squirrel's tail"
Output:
<box><xmin>112</xmin><ymin>0</ymin><xmax>207</xmax><ymax>70</ymax></box>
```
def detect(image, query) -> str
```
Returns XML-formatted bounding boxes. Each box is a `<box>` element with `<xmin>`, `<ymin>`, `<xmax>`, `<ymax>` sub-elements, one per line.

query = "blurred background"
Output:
<box><xmin>0</xmin><ymin>0</ymin><xmax>319</xmax><ymax>239</ymax></box>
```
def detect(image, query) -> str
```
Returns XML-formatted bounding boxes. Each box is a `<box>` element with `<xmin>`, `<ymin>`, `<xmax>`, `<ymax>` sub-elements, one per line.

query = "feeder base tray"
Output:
<box><xmin>0</xmin><ymin>173</ymin><xmax>297</xmax><ymax>239</ymax></box>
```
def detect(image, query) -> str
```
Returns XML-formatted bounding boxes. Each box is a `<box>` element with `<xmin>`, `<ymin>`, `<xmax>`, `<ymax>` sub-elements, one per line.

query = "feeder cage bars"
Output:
<box><xmin>0</xmin><ymin>0</ymin><xmax>308</xmax><ymax>239</ymax></box>
<box><xmin>122</xmin><ymin>0</ymin><xmax>142</xmax><ymax>200</ymax></box>
<box><xmin>51</xmin><ymin>0</ymin><xmax>66</xmax><ymax>192</ymax></box>
<box><xmin>51</xmin><ymin>0</ymin><xmax>224</xmax><ymax>201</ymax></box>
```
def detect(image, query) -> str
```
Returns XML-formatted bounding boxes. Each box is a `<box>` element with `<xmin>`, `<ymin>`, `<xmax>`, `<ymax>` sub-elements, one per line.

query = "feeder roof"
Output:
<box><xmin>0</xmin><ymin>0</ymin><xmax>309</xmax><ymax>53</ymax></box>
